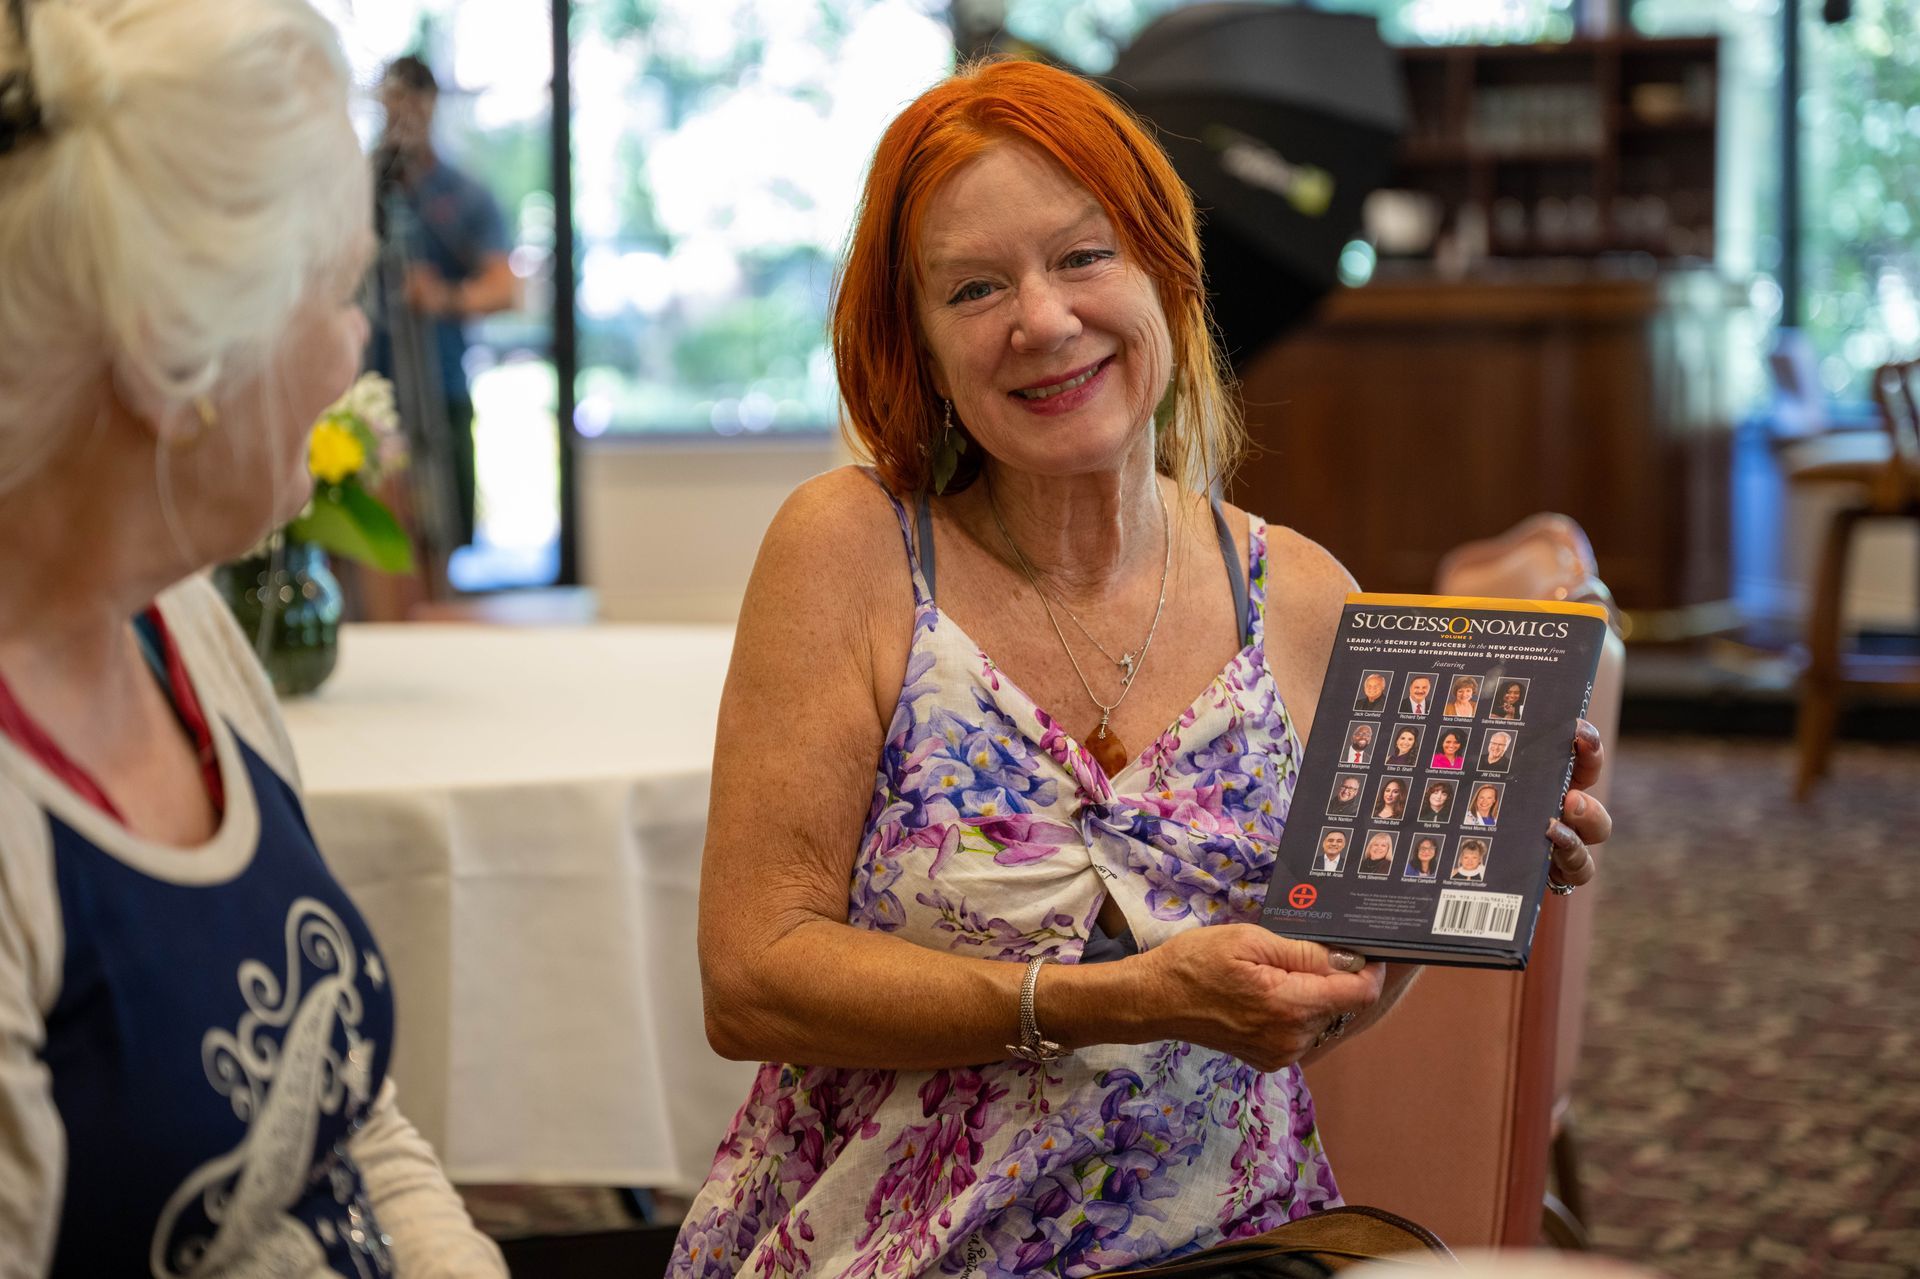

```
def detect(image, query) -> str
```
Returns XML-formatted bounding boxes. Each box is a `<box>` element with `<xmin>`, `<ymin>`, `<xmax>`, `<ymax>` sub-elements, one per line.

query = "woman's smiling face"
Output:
<box><xmin>913</xmin><ymin>142</ymin><xmax>1172</xmax><ymax>480</ymax></box>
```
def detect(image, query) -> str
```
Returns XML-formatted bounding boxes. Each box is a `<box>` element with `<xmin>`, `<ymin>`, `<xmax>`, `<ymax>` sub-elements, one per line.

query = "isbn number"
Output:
<box><xmin>1432</xmin><ymin>890</ymin><xmax>1522</xmax><ymax>941</ymax></box>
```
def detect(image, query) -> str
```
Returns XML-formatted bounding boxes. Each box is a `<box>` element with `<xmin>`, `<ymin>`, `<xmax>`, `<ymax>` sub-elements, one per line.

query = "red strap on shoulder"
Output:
<box><xmin>0</xmin><ymin>607</ymin><xmax>224</xmax><ymax>826</ymax></box>
<box><xmin>0</xmin><ymin>668</ymin><xmax>126</xmax><ymax>821</ymax></box>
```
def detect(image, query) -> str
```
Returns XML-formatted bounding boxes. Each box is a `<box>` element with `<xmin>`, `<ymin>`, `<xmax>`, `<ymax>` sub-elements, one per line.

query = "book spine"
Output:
<box><xmin>1554</xmin><ymin>676</ymin><xmax>1597</xmax><ymax>829</ymax></box>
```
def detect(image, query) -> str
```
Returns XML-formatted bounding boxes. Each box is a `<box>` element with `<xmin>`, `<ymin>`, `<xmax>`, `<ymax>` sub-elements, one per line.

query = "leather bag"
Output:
<box><xmin>1100</xmin><ymin>1206</ymin><xmax>1455</xmax><ymax>1277</ymax></box>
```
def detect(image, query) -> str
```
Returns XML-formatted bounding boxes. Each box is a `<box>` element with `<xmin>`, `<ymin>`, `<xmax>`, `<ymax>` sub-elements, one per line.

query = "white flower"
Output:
<box><xmin>333</xmin><ymin>373</ymin><xmax>401</xmax><ymax>439</ymax></box>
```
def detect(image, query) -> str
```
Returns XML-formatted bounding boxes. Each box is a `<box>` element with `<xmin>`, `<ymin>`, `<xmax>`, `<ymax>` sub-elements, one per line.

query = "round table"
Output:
<box><xmin>282</xmin><ymin>623</ymin><xmax>758</xmax><ymax>1189</ymax></box>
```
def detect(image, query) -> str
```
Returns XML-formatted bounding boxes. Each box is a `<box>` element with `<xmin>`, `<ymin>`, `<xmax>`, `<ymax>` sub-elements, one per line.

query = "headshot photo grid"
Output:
<box><xmin>1332</xmin><ymin>668</ymin><xmax>1531</xmax><ymax>881</ymax></box>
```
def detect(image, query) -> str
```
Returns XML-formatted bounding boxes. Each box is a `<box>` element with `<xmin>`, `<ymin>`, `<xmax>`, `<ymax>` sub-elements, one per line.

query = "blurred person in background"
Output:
<box><xmin>368</xmin><ymin>53</ymin><xmax>515</xmax><ymax>562</ymax></box>
<box><xmin>0</xmin><ymin>1</ymin><xmax>504</xmax><ymax>1272</ymax></box>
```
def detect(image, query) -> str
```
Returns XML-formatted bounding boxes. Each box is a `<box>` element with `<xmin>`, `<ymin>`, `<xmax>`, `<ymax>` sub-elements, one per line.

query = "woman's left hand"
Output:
<box><xmin>1549</xmin><ymin>719</ymin><xmax>1613</xmax><ymax>890</ymax></box>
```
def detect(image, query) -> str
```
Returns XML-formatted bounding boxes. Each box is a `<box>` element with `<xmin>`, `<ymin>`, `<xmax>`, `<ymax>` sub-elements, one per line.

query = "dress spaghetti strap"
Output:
<box><xmin>858</xmin><ymin>467</ymin><xmax>931</xmax><ymax>608</ymax></box>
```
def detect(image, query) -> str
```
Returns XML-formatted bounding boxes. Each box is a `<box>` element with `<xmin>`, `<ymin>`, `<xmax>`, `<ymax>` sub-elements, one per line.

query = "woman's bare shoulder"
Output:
<box><xmin>754</xmin><ymin>466</ymin><xmax>914</xmax><ymax>607</ymax></box>
<box><xmin>740</xmin><ymin>466</ymin><xmax>918</xmax><ymax>722</ymax></box>
<box><xmin>1214</xmin><ymin>501</ymin><xmax>1356</xmax><ymax>632</ymax></box>
<box><xmin>1232</xmin><ymin>508</ymin><xmax>1358</xmax><ymax>737</ymax></box>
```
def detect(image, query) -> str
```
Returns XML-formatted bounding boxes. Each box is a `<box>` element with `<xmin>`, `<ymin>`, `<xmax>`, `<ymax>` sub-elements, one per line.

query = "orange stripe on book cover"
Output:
<box><xmin>1344</xmin><ymin>592</ymin><xmax>1609</xmax><ymax>621</ymax></box>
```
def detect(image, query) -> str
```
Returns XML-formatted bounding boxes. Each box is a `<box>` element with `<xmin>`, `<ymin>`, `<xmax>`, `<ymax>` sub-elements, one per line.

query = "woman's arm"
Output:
<box><xmin>348</xmin><ymin>1082</ymin><xmax>508</xmax><ymax>1278</ymax></box>
<box><xmin>698</xmin><ymin>471</ymin><xmax>1382</xmax><ymax>1073</ymax></box>
<box><xmin>0</xmin><ymin>787</ymin><xmax>66</xmax><ymax>1279</ymax></box>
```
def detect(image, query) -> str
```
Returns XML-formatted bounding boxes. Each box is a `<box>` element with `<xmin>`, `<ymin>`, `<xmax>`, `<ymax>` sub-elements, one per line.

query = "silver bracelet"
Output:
<box><xmin>1006</xmin><ymin>955</ymin><xmax>1069</xmax><ymax>1064</ymax></box>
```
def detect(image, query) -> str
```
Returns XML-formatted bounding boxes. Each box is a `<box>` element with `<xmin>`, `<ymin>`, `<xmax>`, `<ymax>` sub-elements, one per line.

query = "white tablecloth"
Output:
<box><xmin>282</xmin><ymin>623</ymin><xmax>759</xmax><ymax>1189</ymax></box>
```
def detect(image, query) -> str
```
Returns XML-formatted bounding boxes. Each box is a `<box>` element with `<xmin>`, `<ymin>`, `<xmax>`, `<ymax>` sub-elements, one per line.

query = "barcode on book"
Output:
<box><xmin>1432</xmin><ymin>890</ymin><xmax>1523</xmax><ymax>941</ymax></box>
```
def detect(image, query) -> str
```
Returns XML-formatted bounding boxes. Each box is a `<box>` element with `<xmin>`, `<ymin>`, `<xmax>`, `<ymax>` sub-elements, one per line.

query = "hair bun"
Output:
<box><xmin>27</xmin><ymin>2</ymin><xmax>120</xmax><ymax>128</ymax></box>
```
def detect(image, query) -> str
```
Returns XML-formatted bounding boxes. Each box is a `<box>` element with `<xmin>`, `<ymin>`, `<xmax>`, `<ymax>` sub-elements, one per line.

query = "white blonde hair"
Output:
<box><xmin>0</xmin><ymin>0</ymin><xmax>367</xmax><ymax>490</ymax></box>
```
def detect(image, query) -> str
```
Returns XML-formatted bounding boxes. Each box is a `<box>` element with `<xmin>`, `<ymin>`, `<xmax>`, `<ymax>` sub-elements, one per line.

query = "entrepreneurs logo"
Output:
<box><xmin>1350</xmin><ymin>611</ymin><xmax>1572</xmax><ymax>640</ymax></box>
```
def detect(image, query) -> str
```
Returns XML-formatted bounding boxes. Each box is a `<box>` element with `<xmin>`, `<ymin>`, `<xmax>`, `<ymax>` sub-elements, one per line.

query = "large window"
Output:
<box><xmin>1631</xmin><ymin>0</ymin><xmax>1782</xmax><ymax>414</ymax></box>
<box><xmin>569</xmin><ymin>0</ymin><xmax>953</xmax><ymax>439</ymax></box>
<box><xmin>1638</xmin><ymin>0</ymin><xmax>1917</xmax><ymax>402</ymax></box>
<box><xmin>1799</xmin><ymin>0</ymin><xmax>1920</xmax><ymax>398</ymax></box>
<box><xmin>998</xmin><ymin>0</ymin><xmax>1575</xmax><ymax>71</ymax></box>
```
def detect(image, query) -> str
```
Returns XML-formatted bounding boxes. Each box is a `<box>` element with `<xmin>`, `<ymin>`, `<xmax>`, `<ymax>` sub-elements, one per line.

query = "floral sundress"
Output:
<box><xmin>671</xmin><ymin>476</ymin><xmax>1339</xmax><ymax>1278</ymax></box>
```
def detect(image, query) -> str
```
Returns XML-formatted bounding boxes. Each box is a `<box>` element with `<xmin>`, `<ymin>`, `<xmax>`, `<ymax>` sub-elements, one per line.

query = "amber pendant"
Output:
<box><xmin>1089</xmin><ymin>723</ymin><xmax>1133</xmax><ymax>776</ymax></box>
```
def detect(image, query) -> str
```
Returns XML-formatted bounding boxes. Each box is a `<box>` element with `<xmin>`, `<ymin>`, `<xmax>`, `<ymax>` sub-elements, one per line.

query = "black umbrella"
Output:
<box><xmin>1105</xmin><ymin>4</ymin><xmax>1407</xmax><ymax>363</ymax></box>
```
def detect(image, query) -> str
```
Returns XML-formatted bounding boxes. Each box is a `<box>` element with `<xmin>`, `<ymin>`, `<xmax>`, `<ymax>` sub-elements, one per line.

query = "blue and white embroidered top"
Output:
<box><xmin>0</xmin><ymin>577</ymin><xmax>505</xmax><ymax>1279</ymax></box>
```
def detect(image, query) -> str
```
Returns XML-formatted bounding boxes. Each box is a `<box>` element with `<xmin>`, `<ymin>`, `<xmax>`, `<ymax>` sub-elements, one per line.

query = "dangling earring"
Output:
<box><xmin>930</xmin><ymin>398</ymin><xmax>970</xmax><ymax>496</ymax></box>
<box><xmin>169</xmin><ymin>396</ymin><xmax>218</xmax><ymax>450</ymax></box>
<box><xmin>1152</xmin><ymin>365</ymin><xmax>1179</xmax><ymax>434</ymax></box>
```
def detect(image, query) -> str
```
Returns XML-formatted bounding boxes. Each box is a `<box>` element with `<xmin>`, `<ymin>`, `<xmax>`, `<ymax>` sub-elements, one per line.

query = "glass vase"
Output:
<box><xmin>215</xmin><ymin>538</ymin><xmax>345</xmax><ymax>697</ymax></box>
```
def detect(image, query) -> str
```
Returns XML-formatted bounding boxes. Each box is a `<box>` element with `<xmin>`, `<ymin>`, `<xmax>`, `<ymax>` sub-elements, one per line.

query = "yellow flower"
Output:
<box><xmin>308</xmin><ymin>417</ymin><xmax>366</xmax><ymax>484</ymax></box>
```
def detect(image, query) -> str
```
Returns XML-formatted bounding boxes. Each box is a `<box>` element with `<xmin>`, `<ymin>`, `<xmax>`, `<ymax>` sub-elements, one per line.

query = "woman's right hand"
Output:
<box><xmin>1138</xmin><ymin>924</ymin><xmax>1384</xmax><ymax>1071</ymax></box>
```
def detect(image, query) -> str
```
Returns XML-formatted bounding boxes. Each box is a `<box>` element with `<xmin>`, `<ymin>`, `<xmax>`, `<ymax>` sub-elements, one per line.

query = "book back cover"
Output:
<box><xmin>1259</xmin><ymin>593</ymin><xmax>1608</xmax><ymax>967</ymax></box>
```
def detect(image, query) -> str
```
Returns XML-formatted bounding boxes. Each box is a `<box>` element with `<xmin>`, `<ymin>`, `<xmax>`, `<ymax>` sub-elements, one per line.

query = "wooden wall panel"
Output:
<box><xmin>1230</xmin><ymin>271</ymin><xmax>1737</xmax><ymax>621</ymax></box>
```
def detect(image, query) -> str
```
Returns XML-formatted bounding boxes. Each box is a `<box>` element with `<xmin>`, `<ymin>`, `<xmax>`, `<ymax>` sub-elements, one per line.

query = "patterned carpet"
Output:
<box><xmin>1573</xmin><ymin>736</ymin><xmax>1920</xmax><ymax>1278</ymax></box>
<box><xmin>458</xmin><ymin>735</ymin><xmax>1920</xmax><ymax>1277</ymax></box>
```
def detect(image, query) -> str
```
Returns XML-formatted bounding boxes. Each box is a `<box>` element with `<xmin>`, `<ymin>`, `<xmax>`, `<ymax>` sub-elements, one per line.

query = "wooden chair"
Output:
<box><xmin>1786</xmin><ymin>357</ymin><xmax>1920</xmax><ymax>799</ymax></box>
<box><xmin>1304</xmin><ymin>514</ymin><xmax>1624</xmax><ymax>1251</ymax></box>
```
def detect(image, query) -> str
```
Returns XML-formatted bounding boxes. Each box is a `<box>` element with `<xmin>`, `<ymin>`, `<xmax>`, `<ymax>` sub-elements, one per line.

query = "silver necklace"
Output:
<box><xmin>1054</xmin><ymin>593</ymin><xmax>1141</xmax><ymax>685</ymax></box>
<box><xmin>988</xmin><ymin>477</ymin><xmax>1173</xmax><ymax>746</ymax></box>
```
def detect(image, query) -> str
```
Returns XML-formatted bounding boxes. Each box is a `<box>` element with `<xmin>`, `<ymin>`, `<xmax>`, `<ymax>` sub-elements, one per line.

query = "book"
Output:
<box><xmin>1259</xmin><ymin>593</ymin><xmax>1608</xmax><ymax>968</ymax></box>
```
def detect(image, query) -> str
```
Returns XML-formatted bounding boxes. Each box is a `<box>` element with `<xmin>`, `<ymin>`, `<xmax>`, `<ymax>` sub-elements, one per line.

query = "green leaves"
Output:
<box><xmin>288</xmin><ymin>480</ymin><xmax>416</xmax><ymax>574</ymax></box>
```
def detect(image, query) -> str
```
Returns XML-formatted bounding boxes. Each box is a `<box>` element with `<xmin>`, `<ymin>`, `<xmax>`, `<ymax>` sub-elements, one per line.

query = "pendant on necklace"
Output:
<box><xmin>1118</xmin><ymin>652</ymin><xmax>1136</xmax><ymax>685</ymax></box>
<box><xmin>1089</xmin><ymin>714</ymin><xmax>1133</xmax><ymax>775</ymax></box>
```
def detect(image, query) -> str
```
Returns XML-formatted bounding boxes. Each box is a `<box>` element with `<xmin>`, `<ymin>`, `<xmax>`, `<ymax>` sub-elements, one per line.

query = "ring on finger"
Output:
<box><xmin>1314</xmin><ymin>1011</ymin><xmax>1355</xmax><ymax>1048</ymax></box>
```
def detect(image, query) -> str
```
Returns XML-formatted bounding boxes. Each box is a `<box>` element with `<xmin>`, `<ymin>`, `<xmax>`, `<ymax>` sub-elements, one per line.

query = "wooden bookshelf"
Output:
<box><xmin>1385</xmin><ymin>36</ymin><xmax>1720</xmax><ymax>262</ymax></box>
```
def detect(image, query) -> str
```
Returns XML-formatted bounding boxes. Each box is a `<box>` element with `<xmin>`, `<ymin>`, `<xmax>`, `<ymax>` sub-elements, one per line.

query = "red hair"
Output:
<box><xmin>831</xmin><ymin>58</ymin><xmax>1243</xmax><ymax>495</ymax></box>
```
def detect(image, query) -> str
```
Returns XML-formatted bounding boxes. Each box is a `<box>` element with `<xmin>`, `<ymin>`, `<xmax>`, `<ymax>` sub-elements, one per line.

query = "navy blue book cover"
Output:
<box><xmin>1260</xmin><ymin>593</ymin><xmax>1608</xmax><ymax>968</ymax></box>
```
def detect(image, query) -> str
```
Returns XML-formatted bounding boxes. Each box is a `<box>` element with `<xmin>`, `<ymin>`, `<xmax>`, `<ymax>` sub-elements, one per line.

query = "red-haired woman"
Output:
<box><xmin>677</xmin><ymin>58</ymin><xmax>1613</xmax><ymax>1276</ymax></box>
